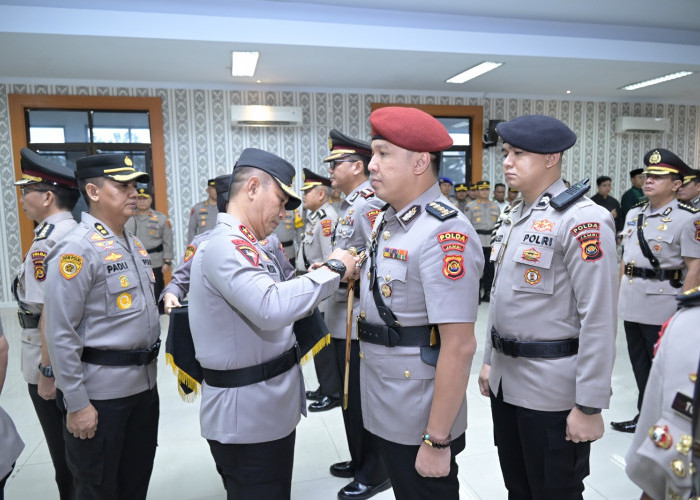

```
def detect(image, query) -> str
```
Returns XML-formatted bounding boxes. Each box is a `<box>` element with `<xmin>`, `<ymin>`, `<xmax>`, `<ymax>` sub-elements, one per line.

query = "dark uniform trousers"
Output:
<box><xmin>481</xmin><ymin>247</ymin><xmax>495</xmax><ymax>300</ymax></box>
<box><xmin>27</xmin><ymin>384</ymin><xmax>75</xmax><ymax>499</ymax></box>
<box><xmin>331</xmin><ymin>338</ymin><xmax>388</xmax><ymax>485</ymax></box>
<box><xmin>207</xmin><ymin>430</ymin><xmax>296</xmax><ymax>500</ymax></box>
<box><xmin>490</xmin><ymin>386</ymin><xmax>589</xmax><ymax>500</ymax></box>
<box><xmin>624</xmin><ymin>321</ymin><xmax>663</xmax><ymax>411</ymax></box>
<box><xmin>58</xmin><ymin>387</ymin><xmax>159</xmax><ymax>500</ymax></box>
<box><xmin>313</xmin><ymin>319</ymin><xmax>340</xmax><ymax>399</ymax></box>
<box><xmin>153</xmin><ymin>266</ymin><xmax>165</xmax><ymax>315</ymax></box>
<box><xmin>373</xmin><ymin>432</ymin><xmax>464</xmax><ymax>500</ymax></box>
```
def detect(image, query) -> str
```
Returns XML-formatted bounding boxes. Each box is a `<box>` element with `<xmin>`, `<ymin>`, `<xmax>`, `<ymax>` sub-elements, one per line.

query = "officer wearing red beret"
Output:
<box><xmin>359</xmin><ymin>107</ymin><xmax>484</xmax><ymax>498</ymax></box>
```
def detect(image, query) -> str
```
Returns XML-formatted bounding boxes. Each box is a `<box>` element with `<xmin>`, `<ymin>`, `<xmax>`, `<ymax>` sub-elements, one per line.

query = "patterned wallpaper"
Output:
<box><xmin>1</xmin><ymin>83</ymin><xmax>698</xmax><ymax>302</ymax></box>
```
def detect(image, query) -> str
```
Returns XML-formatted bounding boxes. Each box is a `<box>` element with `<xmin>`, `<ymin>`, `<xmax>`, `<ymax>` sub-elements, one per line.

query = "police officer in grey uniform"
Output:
<box><xmin>187</xmin><ymin>148</ymin><xmax>359</xmax><ymax>500</ymax></box>
<box><xmin>187</xmin><ymin>178</ymin><xmax>218</xmax><ymax>242</ymax></box>
<box><xmin>466</xmin><ymin>180</ymin><xmax>501</xmax><ymax>302</ymax></box>
<box><xmin>613</xmin><ymin>149</ymin><xmax>700</xmax><ymax>433</ymax></box>
<box><xmin>453</xmin><ymin>183</ymin><xmax>470</xmax><ymax>213</ymax></box>
<box><xmin>358</xmin><ymin>107</ymin><xmax>483</xmax><ymax>499</ymax></box>
<box><xmin>478</xmin><ymin>115</ymin><xmax>617</xmax><ymax>499</ymax></box>
<box><xmin>625</xmin><ymin>285</ymin><xmax>700</xmax><ymax>500</ymax></box>
<box><xmin>323</xmin><ymin>129</ymin><xmax>389</xmax><ymax>499</ymax></box>
<box><xmin>0</xmin><ymin>318</ymin><xmax>25</xmax><ymax>497</ymax></box>
<box><xmin>13</xmin><ymin>148</ymin><xmax>79</xmax><ymax>499</ymax></box>
<box><xmin>44</xmin><ymin>154</ymin><xmax>160</xmax><ymax>500</ymax></box>
<box><xmin>678</xmin><ymin>169</ymin><xmax>700</xmax><ymax>209</ymax></box>
<box><xmin>297</xmin><ymin>168</ymin><xmax>342</xmax><ymax>412</ymax></box>
<box><xmin>274</xmin><ymin>208</ymin><xmax>304</xmax><ymax>267</ymax></box>
<box><xmin>125</xmin><ymin>187</ymin><xmax>173</xmax><ymax>314</ymax></box>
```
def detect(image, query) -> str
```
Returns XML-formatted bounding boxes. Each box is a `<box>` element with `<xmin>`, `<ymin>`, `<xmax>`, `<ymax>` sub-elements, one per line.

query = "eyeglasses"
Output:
<box><xmin>328</xmin><ymin>159</ymin><xmax>356</xmax><ymax>171</ymax></box>
<box><xmin>20</xmin><ymin>186</ymin><xmax>50</xmax><ymax>196</ymax></box>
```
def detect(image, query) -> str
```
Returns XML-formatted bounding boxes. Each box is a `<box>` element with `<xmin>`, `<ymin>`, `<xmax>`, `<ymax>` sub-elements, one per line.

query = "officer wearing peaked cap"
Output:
<box><xmin>323</xmin><ymin>128</ymin><xmax>390</xmax><ymax>499</ymax></box>
<box><xmin>678</xmin><ymin>169</ymin><xmax>700</xmax><ymax>209</ymax></box>
<box><xmin>187</xmin><ymin>178</ymin><xmax>218</xmax><ymax>242</ymax></box>
<box><xmin>297</xmin><ymin>168</ymin><xmax>342</xmax><ymax>413</ymax></box>
<box><xmin>360</xmin><ymin>107</ymin><xmax>483</xmax><ymax>498</ymax></box>
<box><xmin>613</xmin><ymin>148</ymin><xmax>700</xmax><ymax>434</ymax></box>
<box><xmin>43</xmin><ymin>153</ymin><xmax>160</xmax><ymax>499</ymax></box>
<box><xmin>187</xmin><ymin>147</ymin><xmax>360</xmax><ymax>499</ymax></box>
<box><xmin>478</xmin><ymin>115</ymin><xmax>617</xmax><ymax>498</ymax></box>
<box><xmin>625</xmin><ymin>286</ymin><xmax>700</xmax><ymax>500</ymax></box>
<box><xmin>466</xmin><ymin>180</ymin><xmax>500</xmax><ymax>303</ymax></box>
<box><xmin>125</xmin><ymin>187</ymin><xmax>173</xmax><ymax>314</ymax></box>
<box><xmin>13</xmin><ymin>148</ymin><xmax>79</xmax><ymax>499</ymax></box>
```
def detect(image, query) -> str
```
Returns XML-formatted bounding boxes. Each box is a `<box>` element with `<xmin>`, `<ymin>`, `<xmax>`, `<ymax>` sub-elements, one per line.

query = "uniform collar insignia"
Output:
<box><xmin>399</xmin><ymin>205</ymin><xmax>421</xmax><ymax>225</ymax></box>
<box><xmin>535</xmin><ymin>192</ymin><xmax>552</xmax><ymax>208</ymax></box>
<box><xmin>94</xmin><ymin>223</ymin><xmax>110</xmax><ymax>236</ymax></box>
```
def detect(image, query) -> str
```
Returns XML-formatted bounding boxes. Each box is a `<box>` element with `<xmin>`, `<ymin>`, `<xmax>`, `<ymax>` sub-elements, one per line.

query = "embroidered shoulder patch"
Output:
<box><xmin>442</xmin><ymin>255</ymin><xmax>465</xmax><ymax>280</ymax></box>
<box><xmin>32</xmin><ymin>251</ymin><xmax>47</xmax><ymax>281</ymax></box>
<box><xmin>366</xmin><ymin>209</ymin><xmax>381</xmax><ymax>226</ymax></box>
<box><xmin>232</xmin><ymin>238</ymin><xmax>259</xmax><ymax>267</ymax></box>
<box><xmin>576</xmin><ymin>232</ymin><xmax>603</xmax><ymax>261</ymax></box>
<box><xmin>694</xmin><ymin>220</ymin><xmax>700</xmax><ymax>242</ymax></box>
<box><xmin>426</xmin><ymin>201</ymin><xmax>458</xmax><ymax>221</ymax></box>
<box><xmin>570</xmin><ymin>222</ymin><xmax>600</xmax><ymax>236</ymax></box>
<box><xmin>183</xmin><ymin>244</ymin><xmax>197</xmax><ymax>262</ymax></box>
<box><xmin>240</xmin><ymin>225</ymin><xmax>257</xmax><ymax>242</ymax></box>
<box><xmin>437</xmin><ymin>232</ymin><xmax>468</xmax><ymax>252</ymax></box>
<box><xmin>321</xmin><ymin>219</ymin><xmax>333</xmax><ymax>237</ymax></box>
<box><xmin>35</xmin><ymin>223</ymin><xmax>55</xmax><ymax>241</ymax></box>
<box><xmin>359</xmin><ymin>189</ymin><xmax>375</xmax><ymax>199</ymax></box>
<box><xmin>59</xmin><ymin>254</ymin><xmax>83</xmax><ymax>280</ymax></box>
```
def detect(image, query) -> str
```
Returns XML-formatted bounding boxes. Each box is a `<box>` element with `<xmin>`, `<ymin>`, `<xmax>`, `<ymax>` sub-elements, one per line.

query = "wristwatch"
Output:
<box><xmin>322</xmin><ymin>259</ymin><xmax>346</xmax><ymax>277</ymax></box>
<box><xmin>575</xmin><ymin>404</ymin><xmax>601</xmax><ymax>415</ymax></box>
<box><xmin>163</xmin><ymin>260</ymin><xmax>172</xmax><ymax>266</ymax></box>
<box><xmin>38</xmin><ymin>363</ymin><xmax>54</xmax><ymax>378</ymax></box>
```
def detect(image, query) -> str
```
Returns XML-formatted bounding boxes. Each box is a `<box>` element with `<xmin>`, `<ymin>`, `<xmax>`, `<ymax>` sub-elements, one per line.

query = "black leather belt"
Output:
<box><xmin>357</xmin><ymin>318</ymin><xmax>432</xmax><ymax>347</ymax></box>
<box><xmin>81</xmin><ymin>339</ymin><xmax>161</xmax><ymax>366</ymax></box>
<box><xmin>202</xmin><ymin>344</ymin><xmax>300</xmax><ymax>388</ymax></box>
<box><xmin>146</xmin><ymin>244</ymin><xmax>163</xmax><ymax>253</ymax></box>
<box><xmin>17</xmin><ymin>310</ymin><xmax>40</xmax><ymax>329</ymax></box>
<box><xmin>491</xmin><ymin>328</ymin><xmax>578</xmax><ymax>358</ymax></box>
<box><xmin>476</xmin><ymin>229</ymin><xmax>492</xmax><ymax>235</ymax></box>
<box><xmin>280</xmin><ymin>239</ymin><xmax>294</xmax><ymax>247</ymax></box>
<box><xmin>624</xmin><ymin>264</ymin><xmax>683</xmax><ymax>281</ymax></box>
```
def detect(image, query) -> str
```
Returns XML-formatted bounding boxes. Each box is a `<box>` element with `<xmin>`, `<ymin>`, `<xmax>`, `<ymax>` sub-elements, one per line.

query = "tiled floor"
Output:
<box><xmin>0</xmin><ymin>303</ymin><xmax>642</xmax><ymax>499</ymax></box>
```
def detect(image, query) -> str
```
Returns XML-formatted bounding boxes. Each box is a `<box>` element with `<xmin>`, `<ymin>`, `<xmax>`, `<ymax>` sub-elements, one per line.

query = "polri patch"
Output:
<box><xmin>183</xmin><ymin>245</ymin><xmax>196</xmax><ymax>262</ymax></box>
<box><xmin>442</xmin><ymin>255</ymin><xmax>465</xmax><ymax>280</ymax></box>
<box><xmin>437</xmin><ymin>231</ymin><xmax>467</xmax><ymax>252</ymax></box>
<box><xmin>383</xmin><ymin>247</ymin><xmax>408</xmax><ymax>261</ymax></box>
<box><xmin>232</xmin><ymin>238</ymin><xmax>259</xmax><ymax>267</ymax></box>
<box><xmin>576</xmin><ymin>232</ymin><xmax>603</xmax><ymax>261</ymax></box>
<box><xmin>59</xmin><ymin>254</ymin><xmax>83</xmax><ymax>280</ymax></box>
<box><xmin>240</xmin><ymin>225</ymin><xmax>257</xmax><ymax>242</ymax></box>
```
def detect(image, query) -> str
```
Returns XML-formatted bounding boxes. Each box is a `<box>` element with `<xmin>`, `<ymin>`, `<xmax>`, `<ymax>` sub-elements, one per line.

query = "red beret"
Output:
<box><xmin>370</xmin><ymin>107</ymin><xmax>453</xmax><ymax>153</ymax></box>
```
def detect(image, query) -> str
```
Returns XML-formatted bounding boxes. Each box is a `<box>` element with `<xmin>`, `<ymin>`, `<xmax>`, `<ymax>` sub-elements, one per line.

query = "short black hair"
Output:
<box><xmin>494</xmin><ymin>183</ymin><xmax>505</xmax><ymax>190</ymax></box>
<box><xmin>77</xmin><ymin>177</ymin><xmax>105</xmax><ymax>206</ymax></box>
<box><xmin>596</xmin><ymin>176</ymin><xmax>612</xmax><ymax>186</ymax></box>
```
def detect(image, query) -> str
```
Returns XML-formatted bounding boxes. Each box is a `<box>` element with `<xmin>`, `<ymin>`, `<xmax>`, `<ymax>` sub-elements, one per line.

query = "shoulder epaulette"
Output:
<box><xmin>34</xmin><ymin>222</ymin><xmax>55</xmax><ymax>241</ymax></box>
<box><xmin>425</xmin><ymin>201</ymin><xmax>458</xmax><ymax>221</ymax></box>
<box><xmin>359</xmin><ymin>189</ymin><xmax>375</xmax><ymax>199</ymax></box>
<box><xmin>678</xmin><ymin>202</ymin><xmax>700</xmax><ymax>214</ymax></box>
<box><xmin>316</xmin><ymin>209</ymin><xmax>327</xmax><ymax>219</ymax></box>
<box><xmin>632</xmin><ymin>200</ymin><xmax>648</xmax><ymax>209</ymax></box>
<box><xmin>677</xmin><ymin>286</ymin><xmax>700</xmax><ymax>308</ymax></box>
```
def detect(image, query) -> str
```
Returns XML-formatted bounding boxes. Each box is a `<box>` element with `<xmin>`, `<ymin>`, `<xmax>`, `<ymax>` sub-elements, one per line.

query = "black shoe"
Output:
<box><xmin>330</xmin><ymin>461</ymin><xmax>355</xmax><ymax>478</ymax></box>
<box><xmin>305</xmin><ymin>387</ymin><xmax>323</xmax><ymax>401</ymax></box>
<box><xmin>338</xmin><ymin>479</ymin><xmax>391</xmax><ymax>500</ymax></box>
<box><xmin>308</xmin><ymin>395</ymin><xmax>341</xmax><ymax>412</ymax></box>
<box><xmin>611</xmin><ymin>414</ymin><xmax>639</xmax><ymax>433</ymax></box>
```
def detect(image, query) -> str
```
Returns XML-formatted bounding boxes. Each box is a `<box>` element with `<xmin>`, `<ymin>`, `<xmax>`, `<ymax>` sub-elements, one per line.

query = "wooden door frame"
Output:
<box><xmin>370</xmin><ymin>103</ymin><xmax>483</xmax><ymax>182</ymax></box>
<box><xmin>9</xmin><ymin>94</ymin><xmax>167</xmax><ymax>255</ymax></box>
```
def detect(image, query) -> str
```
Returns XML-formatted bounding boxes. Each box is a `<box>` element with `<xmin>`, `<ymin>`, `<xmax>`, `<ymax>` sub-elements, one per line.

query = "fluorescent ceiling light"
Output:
<box><xmin>621</xmin><ymin>71</ymin><xmax>693</xmax><ymax>90</ymax></box>
<box><xmin>446</xmin><ymin>62</ymin><xmax>503</xmax><ymax>84</ymax></box>
<box><xmin>231</xmin><ymin>51</ymin><xmax>259</xmax><ymax>77</ymax></box>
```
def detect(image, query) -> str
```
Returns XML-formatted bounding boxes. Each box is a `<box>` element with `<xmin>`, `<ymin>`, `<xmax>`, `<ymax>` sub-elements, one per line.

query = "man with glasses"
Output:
<box><xmin>325</xmin><ymin>129</ymin><xmax>390</xmax><ymax>499</ymax></box>
<box><xmin>613</xmin><ymin>148</ymin><xmax>700</xmax><ymax>433</ymax></box>
<box><xmin>678</xmin><ymin>169</ymin><xmax>700</xmax><ymax>209</ymax></box>
<box><xmin>13</xmin><ymin>148</ymin><xmax>80</xmax><ymax>499</ymax></box>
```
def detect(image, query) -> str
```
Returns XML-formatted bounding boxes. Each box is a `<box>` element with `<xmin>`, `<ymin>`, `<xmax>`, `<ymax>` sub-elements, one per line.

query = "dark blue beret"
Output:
<box><xmin>496</xmin><ymin>115</ymin><xmax>577</xmax><ymax>154</ymax></box>
<box><xmin>233</xmin><ymin>148</ymin><xmax>301</xmax><ymax>210</ymax></box>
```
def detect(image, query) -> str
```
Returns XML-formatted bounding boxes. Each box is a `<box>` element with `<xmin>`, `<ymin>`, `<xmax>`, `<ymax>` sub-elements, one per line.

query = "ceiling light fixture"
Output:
<box><xmin>621</xmin><ymin>71</ymin><xmax>693</xmax><ymax>90</ymax></box>
<box><xmin>231</xmin><ymin>51</ymin><xmax>260</xmax><ymax>77</ymax></box>
<box><xmin>446</xmin><ymin>61</ymin><xmax>503</xmax><ymax>84</ymax></box>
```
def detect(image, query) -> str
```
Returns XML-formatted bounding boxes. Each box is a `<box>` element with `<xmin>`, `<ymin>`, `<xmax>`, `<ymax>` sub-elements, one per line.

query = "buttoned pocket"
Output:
<box><xmin>511</xmin><ymin>244</ymin><xmax>555</xmax><ymax>294</ymax></box>
<box><xmin>376</xmin><ymin>259</ymin><xmax>407</xmax><ymax>308</ymax></box>
<box><xmin>105</xmin><ymin>271</ymin><xmax>144</xmax><ymax>317</ymax></box>
<box><xmin>636</xmin><ymin>417</ymin><xmax>690</xmax><ymax>493</ymax></box>
<box><xmin>644</xmin><ymin>279</ymin><xmax>679</xmax><ymax>296</ymax></box>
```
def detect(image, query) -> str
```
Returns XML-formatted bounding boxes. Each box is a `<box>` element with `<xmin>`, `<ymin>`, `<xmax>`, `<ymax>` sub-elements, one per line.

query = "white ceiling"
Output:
<box><xmin>1</xmin><ymin>0</ymin><xmax>699</xmax><ymax>102</ymax></box>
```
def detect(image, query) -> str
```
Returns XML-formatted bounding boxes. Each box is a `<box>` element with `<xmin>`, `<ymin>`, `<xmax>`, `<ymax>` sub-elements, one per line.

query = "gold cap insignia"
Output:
<box><xmin>649</xmin><ymin>150</ymin><xmax>662</xmax><ymax>164</ymax></box>
<box><xmin>125</xmin><ymin>156</ymin><xmax>133</xmax><ymax>167</ymax></box>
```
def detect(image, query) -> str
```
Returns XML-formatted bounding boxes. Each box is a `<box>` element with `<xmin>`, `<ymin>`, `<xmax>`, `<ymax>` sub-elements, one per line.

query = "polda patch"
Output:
<box><xmin>442</xmin><ymin>255</ymin><xmax>465</xmax><ymax>280</ymax></box>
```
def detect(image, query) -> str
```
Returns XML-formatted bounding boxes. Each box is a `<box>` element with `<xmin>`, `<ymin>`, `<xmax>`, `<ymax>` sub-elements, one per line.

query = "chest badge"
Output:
<box><xmin>524</xmin><ymin>268</ymin><xmax>541</xmax><ymax>285</ymax></box>
<box><xmin>531</xmin><ymin>219</ymin><xmax>556</xmax><ymax>232</ymax></box>
<box><xmin>117</xmin><ymin>292</ymin><xmax>132</xmax><ymax>310</ymax></box>
<box><xmin>381</xmin><ymin>284</ymin><xmax>392</xmax><ymax>298</ymax></box>
<box><xmin>119</xmin><ymin>275</ymin><xmax>130</xmax><ymax>288</ymax></box>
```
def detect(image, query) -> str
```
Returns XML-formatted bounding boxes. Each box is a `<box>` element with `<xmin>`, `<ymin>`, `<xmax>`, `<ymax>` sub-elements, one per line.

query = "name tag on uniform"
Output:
<box><xmin>671</xmin><ymin>391</ymin><xmax>693</xmax><ymax>420</ymax></box>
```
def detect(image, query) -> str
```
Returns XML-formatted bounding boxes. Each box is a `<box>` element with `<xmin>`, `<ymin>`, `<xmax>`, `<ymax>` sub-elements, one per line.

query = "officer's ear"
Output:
<box><xmin>544</xmin><ymin>152</ymin><xmax>562</xmax><ymax>170</ymax></box>
<box><xmin>247</xmin><ymin>175</ymin><xmax>262</xmax><ymax>199</ymax></box>
<box><xmin>412</xmin><ymin>152</ymin><xmax>431</xmax><ymax>175</ymax></box>
<box><xmin>84</xmin><ymin>182</ymin><xmax>101</xmax><ymax>203</ymax></box>
<box><xmin>671</xmin><ymin>178</ymin><xmax>683</xmax><ymax>192</ymax></box>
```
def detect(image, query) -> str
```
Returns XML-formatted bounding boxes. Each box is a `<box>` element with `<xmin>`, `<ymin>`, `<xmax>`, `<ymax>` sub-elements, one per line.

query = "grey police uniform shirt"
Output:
<box><xmin>690</xmin><ymin>195</ymin><xmax>700</xmax><ymax>209</ymax></box>
<box><xmin>326</xmin><ymin>180</ymin><xmax>385</xmax><ymax>341</ymax></box>
<box><xmin>619</xmin><ymin>200</ymin><xmax>700</xmax><ymax>325</ymax></box>
<box><xmin>124</xmin><ymin>209</ymin><xmax>174</xmax><ymax>268</ymax></box>
<box><xmin>625</xmin><ymin>302</ymin><xmax>700</xmax><ymax>500</ymax></box>
<box><xmin>188</xmin><ymin>213</ymin><xmax>341</xmax><ymax>445</ymax></box>
<box><xmin>14</xmin><ymin>211</ymin><xmax>77</xmax><ymax>384</ymax></box>
<box><xmin>358</xmin><ymin>183</ymin><xmax>484</xmax><ymax>445</ymax></box>
<box><xmin>44</xmin><ymin>212</ymin><xmax>160</xmax><ymax>413</ymax></box>
<box><xmin>273</xmin><ymin>209</ymin><xmax>303</xmax><ymax>263</ymax></box>
<box><xmin>466</xmin><ymin>199</ymin><xmax>501</xmax><ymax>248</ymax></box>
<box><xmin>159</xmin><ymin>232</ymin><xmax>293</xmax><ymax>303</ymax></box>
<box><xmin>295</xmin><ymin>201</ymin><xmax>338</xmax><ymax>273</ymax></box>
<box><xmin>483</xmin><ymin>179</ymin><xmax>618</xmax><ymax>412</ymax></box>
<box><xmin>187</xmin><ymin>199</ymin><xmax>217</xmax><ymax>242</ymax></box>
<box><xmin>0</xmin><ymin>327</ymin><xmax>25</xmax><ymax>480</ymax></box>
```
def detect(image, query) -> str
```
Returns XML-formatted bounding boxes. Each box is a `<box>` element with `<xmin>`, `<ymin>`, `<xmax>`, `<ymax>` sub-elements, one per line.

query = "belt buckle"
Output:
<box><xmin>624</xmin><ymin>264</ymin><xmax>634</xmax><ymax>277</ymax></box>
<box><xmin>491</xmin><ymin>333</ymin><xmax>503</xmax><ymax>353</ymax></box>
